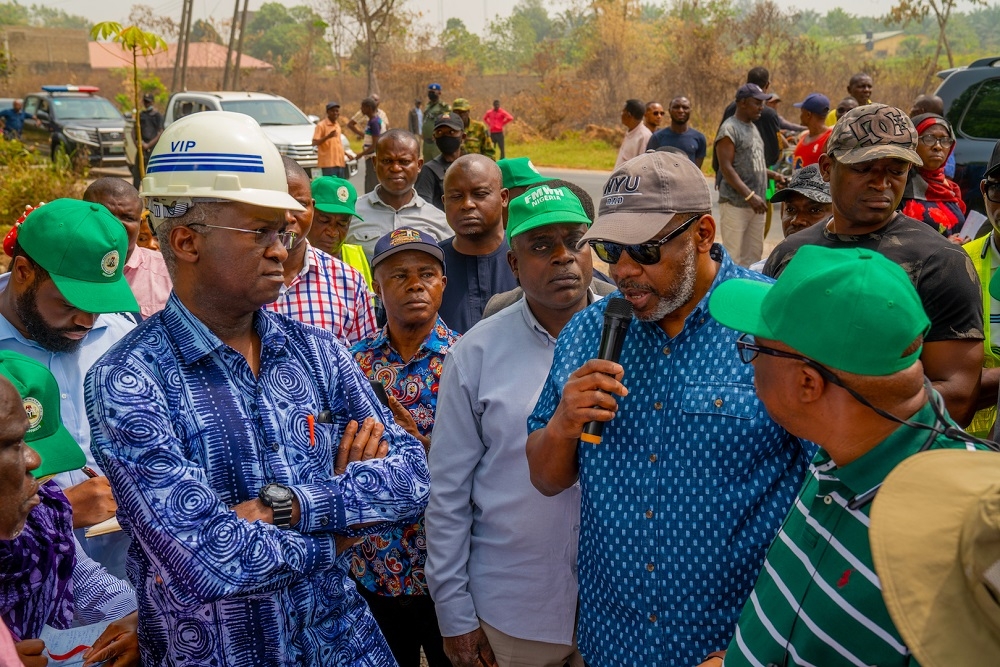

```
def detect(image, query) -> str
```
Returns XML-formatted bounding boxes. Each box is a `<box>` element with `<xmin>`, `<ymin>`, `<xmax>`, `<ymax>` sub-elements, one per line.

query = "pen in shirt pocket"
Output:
<box><xmin>307</xmin><ymin>411</ymin><xmax>334</xmax><ymax>446</ymax></box>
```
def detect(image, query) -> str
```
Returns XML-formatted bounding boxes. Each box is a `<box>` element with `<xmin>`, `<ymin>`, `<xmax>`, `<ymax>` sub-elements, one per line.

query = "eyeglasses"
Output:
<box><xmin>188</xmin><ymin>223</ymin><xmax>297</xmax><ymax>250</ymax></box>
<box><xmin>735</xmin><ymin>333</ymin><xmax>816</xmax><ymax>365</ymax></box>
<box><xmin>589</xmin><ymin>215</ymin><xmax>700</xmax><ymax>265</ymax></box>
<box><xmin>985</xmin><ymin>180</ymin><xmax>1000</xmax><ymax>203</ymax></box>
<box><xmin>917</xmin><ymin>134</ymin><xmax>955</xmax><ymax>148</ymax></box>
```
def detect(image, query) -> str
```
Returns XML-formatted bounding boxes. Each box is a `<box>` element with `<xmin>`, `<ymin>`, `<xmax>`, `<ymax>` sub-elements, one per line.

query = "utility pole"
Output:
<box><xmin>170</xmin><ymin>0</ymin><xmax>191</xmax><ymax>91</ymax></box>
<box><xmin>178</xmin><ymin>0</ymin><xmax>194</xmax><ymax>91</ymax></box>
<box><xmin>232</xmin><ymin>0</ymin><xmax>250</xmax><ymax>90</ymax></box>
<box><xmin>222</xmin><ymin>0</ymin><xmax>240</xmax><ymax>89</ymax></box>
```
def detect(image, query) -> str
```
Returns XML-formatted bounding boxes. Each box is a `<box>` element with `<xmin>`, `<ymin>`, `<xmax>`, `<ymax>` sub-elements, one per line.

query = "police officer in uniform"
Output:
<box><xmin>422</xmin><ymin>83</ymin><xmax>451</xmax><ymax>162</ymax></box>
<box><xmin>452</xmin><ymin>98</ymin><xmax>496</xmax><ymax>161</ymax></box>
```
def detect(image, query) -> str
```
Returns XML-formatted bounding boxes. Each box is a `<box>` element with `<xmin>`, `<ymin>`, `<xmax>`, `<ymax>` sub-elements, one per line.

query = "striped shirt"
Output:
<box><xmin>724</xmin><ymin>399</ymin><xmax>983</xmax><ymax>667</ymax></box>
<box><xmin>266</xmin><ymin>243</ymin><xmax>376</xmax><ymax>346</ymax></box>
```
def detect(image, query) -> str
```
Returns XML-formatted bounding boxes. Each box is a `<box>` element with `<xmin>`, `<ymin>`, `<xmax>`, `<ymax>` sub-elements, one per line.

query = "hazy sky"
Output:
<box><xmin>32</xmin><ymin>0</ymin><xmax>914</xmax><ymax>35</ymax></box>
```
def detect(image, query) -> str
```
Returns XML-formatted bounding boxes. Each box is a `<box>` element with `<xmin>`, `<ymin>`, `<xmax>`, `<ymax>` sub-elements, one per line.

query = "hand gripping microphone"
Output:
<box><xmin>579</xmin><ymin>297</ymin><xmax>633</xmax><ymax>445</ymax></box>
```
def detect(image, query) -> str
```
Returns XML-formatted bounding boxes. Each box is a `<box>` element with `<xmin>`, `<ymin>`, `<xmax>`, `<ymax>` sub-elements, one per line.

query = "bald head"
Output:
<box><xmin>377</xmin><ymin>129</ymin><xmax>420</xmax><ymax>156</ymax></box>
<box><xmin>443</xmin><ymin>154</ymin><xmax>508</xmax><ymax>241</ymax></box>
<box><xmin>82</xmin><ymin>177</ymin><xmax>143</xmax><ymax>259</ymax></box>
<box><xmin>910</xmin><ymin>94</ymin><xmax>945</xmax><ymax>117</ymax></box>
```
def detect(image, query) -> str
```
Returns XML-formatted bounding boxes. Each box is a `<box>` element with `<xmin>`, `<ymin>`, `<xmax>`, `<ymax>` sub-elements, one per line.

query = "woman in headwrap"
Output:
<box><xmin>898</xmin><ymin>113</ymin><xmax>966</xmax><ymax>238</ymax></box>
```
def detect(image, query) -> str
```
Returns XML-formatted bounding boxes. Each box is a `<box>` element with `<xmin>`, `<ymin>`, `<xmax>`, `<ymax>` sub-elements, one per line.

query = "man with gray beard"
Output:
<box><xmin>524</xmin><ymin>152</ymin><xmax>811</xmax><ymax>666</ymax></box>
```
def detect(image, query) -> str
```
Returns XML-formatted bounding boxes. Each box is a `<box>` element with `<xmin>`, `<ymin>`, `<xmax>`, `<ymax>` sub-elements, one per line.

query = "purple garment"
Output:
<box><xmin>0</xmin><ymin>481</ymin><xmax>75</xmax><ymax>640</ymax></box>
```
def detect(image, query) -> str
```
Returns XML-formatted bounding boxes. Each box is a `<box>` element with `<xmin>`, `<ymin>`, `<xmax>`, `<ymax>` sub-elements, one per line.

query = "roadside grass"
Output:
<box><xmin>505</xmin><ymin>135</ymin><xmax>617</xmax><ymax>171</ymax></box>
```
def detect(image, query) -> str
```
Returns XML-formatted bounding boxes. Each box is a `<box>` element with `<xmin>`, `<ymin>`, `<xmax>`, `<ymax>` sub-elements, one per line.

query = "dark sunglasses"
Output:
<box><xmin>985</xmin><ymin>180</ymin><xmax>1000</xmax><ymax>204</ymax></box>
<box><xmin>589</xmin><ymin>215</ymin><xmax>700</xmax><ymax>265</ymax></box>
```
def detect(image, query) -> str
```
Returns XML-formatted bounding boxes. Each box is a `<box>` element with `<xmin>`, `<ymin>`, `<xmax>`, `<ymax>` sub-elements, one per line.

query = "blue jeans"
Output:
<box><xmin>322</xmin><ymin>166</ymin><xmax>347</xmax><ymax>178</ymax></box>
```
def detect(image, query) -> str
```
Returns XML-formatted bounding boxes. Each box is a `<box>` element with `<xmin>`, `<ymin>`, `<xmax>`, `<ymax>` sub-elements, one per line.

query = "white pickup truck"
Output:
<box><xmin>126</xmin><ymin>91</ymin><xmax>357</xmax><ymax>178</ymax></box>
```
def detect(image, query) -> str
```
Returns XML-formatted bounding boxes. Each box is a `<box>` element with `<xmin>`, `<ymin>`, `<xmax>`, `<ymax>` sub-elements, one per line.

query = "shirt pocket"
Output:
<box><xmin>678</xmin><ymin>382</ymin><xmax>764</xmax><ymax>478</ymax></box>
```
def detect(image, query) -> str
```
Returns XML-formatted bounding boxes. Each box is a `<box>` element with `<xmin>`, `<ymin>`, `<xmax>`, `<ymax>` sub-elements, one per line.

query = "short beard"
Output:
<box><xmin>621</xmin><ymin>243</ymin><xmax>698</xmax><ymax>323</ymax></box>
<box><xmin>15</xmin><ymin>279</ymin><xmax>85</xmax><ymax>354</ymax></box>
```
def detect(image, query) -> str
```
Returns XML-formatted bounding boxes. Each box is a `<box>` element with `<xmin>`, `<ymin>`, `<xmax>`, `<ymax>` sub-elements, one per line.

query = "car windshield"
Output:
<box><xmin>50</xmin><ymin>96</ymin><xmax>122</xmax><ymax>121</ymax></box>
<box><xmin>220</xmin><ymin>99</ymin><xmax>310</xmax><ymax>126</ymax></box>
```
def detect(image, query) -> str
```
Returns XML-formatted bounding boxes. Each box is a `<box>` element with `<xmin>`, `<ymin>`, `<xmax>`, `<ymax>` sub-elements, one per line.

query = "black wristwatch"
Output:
<box><xmin>258</xmin><ymin>483</ymin><xmax>295</xmax><ymax>529</ymax></box>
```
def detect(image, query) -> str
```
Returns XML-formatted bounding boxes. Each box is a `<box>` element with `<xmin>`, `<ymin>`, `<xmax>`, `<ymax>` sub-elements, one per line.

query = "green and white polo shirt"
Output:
<box><xmin>723</xmin><ymin>401</ymin><xmax>981</xmax><ymax>667</ymax></box>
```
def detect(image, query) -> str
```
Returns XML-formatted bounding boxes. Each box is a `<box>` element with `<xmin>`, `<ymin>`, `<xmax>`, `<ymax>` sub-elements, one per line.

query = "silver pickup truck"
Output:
<box><xmin>126</xmin><ymin>91</ymin><xmax>357</xmax><ymax>178</ymax></box>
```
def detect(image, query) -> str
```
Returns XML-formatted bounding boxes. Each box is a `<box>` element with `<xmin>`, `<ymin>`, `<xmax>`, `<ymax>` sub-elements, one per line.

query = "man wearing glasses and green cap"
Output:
<box><xmin>525</xmin><ymin>151</ymin><xmax>811</xmax><ymax>666</ymax></box>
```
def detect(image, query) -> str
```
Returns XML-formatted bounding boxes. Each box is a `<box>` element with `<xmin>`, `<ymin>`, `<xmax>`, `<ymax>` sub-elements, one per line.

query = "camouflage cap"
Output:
<box><xmin>770</xmin><ymin>165</ymin><xmax>832</xmax><ymax>204</ymax></box>
<box><xmin>452</xmin><ymin>98</ymin><xmax>472</xmax><ymax>111</ymax></box>
<box><xmin>826</xmin><ymin>103</ymin><xmax>922</xmax><ymax>166</ymax></box>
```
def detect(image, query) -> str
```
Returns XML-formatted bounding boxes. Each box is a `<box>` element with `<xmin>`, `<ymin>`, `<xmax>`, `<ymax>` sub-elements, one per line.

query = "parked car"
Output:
<box><xmin>125</xmin><ymin>91</ymin><xmax>360</xmax><ymax>179</ymax></box>
<box><xmin>20</xmin><ymin>85</ymin><xmax>126</xmax><ymax>167</ymax></box>
<box><xmin>935</xmin><ymin>56</ymin><xmax>1000</xmax><ymax>215</ymax></box>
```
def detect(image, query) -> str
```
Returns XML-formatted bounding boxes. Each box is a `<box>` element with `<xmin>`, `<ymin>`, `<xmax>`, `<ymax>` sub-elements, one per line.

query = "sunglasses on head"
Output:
<box><xmin>589</xmin><ymin>214</ymin><xmax>700</xmax><ymax>265</ymax></box>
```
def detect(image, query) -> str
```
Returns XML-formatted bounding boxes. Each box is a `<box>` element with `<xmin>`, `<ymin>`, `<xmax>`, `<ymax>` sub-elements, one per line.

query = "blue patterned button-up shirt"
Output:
<box><xmin>350</xmin><ymin>317</ymin><xmax>460</xmax><ymax>597</ymax></box>
<box><xmin>527</xmin><ymin>245</ymin><xmax>813</xmax><ymax>667</ymax></box>
<box><xmin>86</xmin><ymin>293</ymin><xmax>430</xmax><ymax>667</ymax></box>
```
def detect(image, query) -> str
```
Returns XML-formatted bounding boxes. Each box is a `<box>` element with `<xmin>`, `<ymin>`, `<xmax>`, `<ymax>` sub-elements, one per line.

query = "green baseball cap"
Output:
<box><xmin>18</xmin><ymin>199</ymin><xmax>138</xmax><ymax>314</ymax></box>
<box><xmin>311</xmin><ymin>176</ymin><xmax>363</xmax><ymax>220</ymax></box>
<box><xmin>708</xmin><ymin>246</ymin><xmax>930</xmax><ymax>376</ymax></box>
<box><xmin>0</xmin><ymin>351</ymin><xmax>85</xmax><ymax>479</ymax></box>
<box><xmin>452</xmin><ymin>98</ymin><xmax>471</xmax><ymax>111</ymax></box>
<box><xmin>498</xmin><ymin>157</ymin><xmax>550</xmax><ymax>190</ymax></box>
<box><xmin>507</xmin><ymin>186</ymin><xmax>591</xmax><ymax>244</ymax></box>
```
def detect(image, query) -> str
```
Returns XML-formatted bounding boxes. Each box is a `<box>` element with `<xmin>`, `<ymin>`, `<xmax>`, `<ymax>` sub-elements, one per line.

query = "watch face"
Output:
<box><xmin>263</xmin><ymin>484</ymin><xmax>294</xmax><ymax>503</ymax></box>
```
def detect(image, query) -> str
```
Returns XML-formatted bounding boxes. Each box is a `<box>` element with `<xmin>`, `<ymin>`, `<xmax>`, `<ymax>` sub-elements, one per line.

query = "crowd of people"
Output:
<box><xmin>1</xmin><ymin>65</ymin><xmax>1000</xmax><ymax>667</ymax></box>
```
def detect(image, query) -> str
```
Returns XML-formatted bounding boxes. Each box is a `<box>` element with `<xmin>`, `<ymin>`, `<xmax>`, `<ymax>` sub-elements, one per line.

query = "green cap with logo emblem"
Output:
<box><xmin>507</xmin><ymin>186</ymin><xmax>592</xmax><ymax>243</ymax></box>
<box><xmin>17</xmin><ymin>199</ymin><xmax>138</xmax><ymax>314</ymax></box>
<box><xmin>708</xmin><ymin>245</ymin><xmax>930</xmax><ymax>376</ymax></box>
<box><xmin>311</xmin><ymin>176</ymin><xmax>363</xmax><ymax>220</ymax></box>
<box><xmin>498</xmin><ymin>157</ymin><xmax>551</xmax><ymax>190</ymax></box>
<box><xmin>0</xmin><ymin>351</ymin><xmax>85</xmax><ymax>479</ymax></box>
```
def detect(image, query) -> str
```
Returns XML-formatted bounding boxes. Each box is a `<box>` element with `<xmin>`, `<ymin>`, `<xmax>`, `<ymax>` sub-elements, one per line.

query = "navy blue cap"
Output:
<box><xmin>793</xmin><ymin>93</ymin><xmax>831</xmax><ymax>115</ymax></box>
<box><xmin>326</xmin><ymin>101</ymin><xmax>340</xmax><ymax>110</ymax></box>
<box><xmin>428</xmin><ymin>83</ymin><xmax>442</xmax><ymax>91</ymax></box>
<box><xmin>736</xmin><ymin>83</ymin><xmax>769</xmax><ymax>101</ymax></box>
<box><xmin>371</xmin><ymin>227</ymin><xmax>445</xmax><ymax>270</ymax></box>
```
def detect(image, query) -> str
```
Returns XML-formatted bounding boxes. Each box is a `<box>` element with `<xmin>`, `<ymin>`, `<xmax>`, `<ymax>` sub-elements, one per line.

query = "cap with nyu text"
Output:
<box><xmin>17</xmin><ymin>199</ymin><xmax>138</xmax><ymax>314</ymax></box>
<box><xmin>709</xmin><ymin>245</ymin><xmax>930</xmax><ymax>376</ymax></box>
<box><xmin>371</xmin><ymin>227</ymin><xmax>444</xmax><ymax>270</ymax></box>
<box><xmin>311</xmin><ymin>176</ymin><xmax>363</xmax><ymax>220</ymax></box>
<box><xmin>736</xmin><ymin>83</ymin><xmax>769</xmax><ymax>101</ymax></box>
<box><xmin>0</xmin><ymin>351</ymin><xmax>85</xmax><ymax>479</ymax></box>
<box><xmin>507</xmin><ymin>186</ymin><xmax>592</xmax><ymax>244</ymax></box>
<box><xmin>769</xmin><ymin>165</ymin><xmax>832</xmax><ymax>204</ymax></box>
<box><xmin>580</xmin><ymin>151</ymin><xmax>711</xmax><ymax>246</ymax></box>
<box><xmin>827</xmin><ymin>103</ymin><xmax>922</xmax><ymax>166</ymax></box>
<box><xmin>793</xmin><ymin>92</ymin><xmax>831</xmax><ymax>116</ymax></box>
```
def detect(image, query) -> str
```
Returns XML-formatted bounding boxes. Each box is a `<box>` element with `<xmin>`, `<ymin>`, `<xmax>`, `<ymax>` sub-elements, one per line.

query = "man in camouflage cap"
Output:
<box><xmin>452</xmin><ymin>98</ymin><xmax>497</xmax><ymax>160</ymax></box>
<box><xmin>763</xmin><ymin>103</ymin><xmax>985</xmax><ymax>428</ymax></box>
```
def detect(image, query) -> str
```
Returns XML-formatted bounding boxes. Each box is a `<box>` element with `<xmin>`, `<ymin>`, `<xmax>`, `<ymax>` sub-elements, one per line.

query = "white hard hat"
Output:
<box><xmin>141</xmin><ymin>111</ymin><xmax>304</xmax><ymax>212</ymax></box>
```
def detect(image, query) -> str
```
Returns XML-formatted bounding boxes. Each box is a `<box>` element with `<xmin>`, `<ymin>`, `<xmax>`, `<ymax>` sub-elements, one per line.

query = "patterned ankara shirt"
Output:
<box><xmin>527</xmin><ymin>245</ymin><xmax>813</xmax><ymax>667</ymax></box>
<box><xmin>350</xmin><ymin>317</ymin><xmax>460</xmax><ymax>597</ymax></box>
<box><xmin>265</xmin><ymin>243</ymin><xmax>376</xmax><ymax>346</ymax></box>
<box><xmin>85</xmin><ymin>294</ymin><xmax>430</xmax><ymax>667</ymax></box>
<box><xmin>724</xmin><ymin>400</ymin><xmax>983</xmax><ymax>667</ymax></box>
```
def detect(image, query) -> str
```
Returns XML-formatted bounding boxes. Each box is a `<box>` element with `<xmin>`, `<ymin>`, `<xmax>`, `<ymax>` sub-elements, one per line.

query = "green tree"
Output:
<box><xmin>91</xmin><ymin>21</ymin><xmax>167</xmax><ymax>180</ymax></box>
<box><xmin>190</xmin><ymin>19</ymin><xmax>222</xmax><ymax>43</ymax></box>
<box><xmin>27</xmin><ymin>4</ymin><xmax>89</xmax><ymax>29</ymax></box>
<box><xmin>887</xmin><ymin>0</ymin><xmax>986</xmax><ymax>69</ymax></box>
<box><xmin>821</xmin><ymin>8</ymin><xmax>863</xmax><ymax>36</ymax></box>
<box><xmin>0</xmin><ymin>1</ymin><xmax>29</xmax><ymax>25</ymax></box>
<box><xmin>441</xmin><ymin>18</ymin><xmax>482</xmax><ymax>72</ymax></box>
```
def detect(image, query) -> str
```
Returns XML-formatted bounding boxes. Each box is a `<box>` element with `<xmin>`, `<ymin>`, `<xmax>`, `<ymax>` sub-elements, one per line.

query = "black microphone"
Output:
<box><xmin>580</xmin><ymin>297</ymin><xmax>633</xmax><ymax>445</ymax></box>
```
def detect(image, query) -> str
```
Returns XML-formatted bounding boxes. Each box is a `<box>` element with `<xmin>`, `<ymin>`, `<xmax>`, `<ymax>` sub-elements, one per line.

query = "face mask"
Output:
<box><xmin>428</xmin><ymin>92</ymin><xmax>439</xmax><ymax>103</ymax></box>
<box><xmin>436</xmin><ymin>135</ymin><xmax>462</xmax><ymax>154</ymax></box>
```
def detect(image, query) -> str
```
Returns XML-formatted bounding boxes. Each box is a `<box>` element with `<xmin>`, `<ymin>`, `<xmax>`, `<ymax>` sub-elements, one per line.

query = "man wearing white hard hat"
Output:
<box><xmin>86</xmin><ymin>111</ymin><xmax>430</xmax><ymax>666</ymax></box>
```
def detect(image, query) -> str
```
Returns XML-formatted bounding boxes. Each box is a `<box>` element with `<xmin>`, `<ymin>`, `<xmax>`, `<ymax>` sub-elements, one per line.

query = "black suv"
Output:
<box><xmin>936</xmin><ymin>57</ymin><xmax>1000</xmax><ymax>214</ymax></box>
<box><xmin>20</xmin><ymin>85</ymin><xmax>126</xmax><ymax>167</ymax></box>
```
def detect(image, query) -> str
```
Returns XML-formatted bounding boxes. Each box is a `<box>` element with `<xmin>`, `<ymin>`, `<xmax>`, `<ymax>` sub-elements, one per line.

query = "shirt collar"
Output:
<box><xmin>370</xmin><ymin>186</ymin><xmax>423</xmax><ymax>211</ymax></box>
<box><xmin>162</xmin><ymin>292</ymin><xmax>288</xmax><ymax>365</ymax></box>
<box><xmin>356</xmin><ymin>315</ymin><xmax>455</xmax><ymax>358</ymax></box>
<box><xmin>833</xmin><ymin>400</ymin><xmax>940</xmax><ymax>496</ymax></box>
<box><xmin>519</xmin><ymin>288</ymin><xmax>599</xmax><ymax>345</ymax></box>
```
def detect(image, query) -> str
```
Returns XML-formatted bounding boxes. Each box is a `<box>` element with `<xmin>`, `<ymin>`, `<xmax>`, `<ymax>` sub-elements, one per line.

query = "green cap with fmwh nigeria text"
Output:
<box><xmin>16</xmin><ymin>199</ymin><xmax>138</xmax><ymax>314</ymax></box>
<box><xmin>708</xmin><ymin>245</ymin><xmax>930</xmax><ymax>376</ymax></box>
<box><xmin>507</xmin><ymin>186</ymin><xmax>592</xmax><ymax>243</ymax></box>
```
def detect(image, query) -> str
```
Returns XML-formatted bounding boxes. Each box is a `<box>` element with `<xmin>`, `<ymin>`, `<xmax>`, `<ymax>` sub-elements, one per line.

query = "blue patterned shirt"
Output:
<box><xmin>527</xmin><ymin>245</ymin><xmax>813</xmax><ymax>666</ymax></box>
<box><xmin>86</xmin><ymin>294</ymin><xmax>430</xmax><ymax>667</ymax></box>
<box><xmin>350</xmin><ymin>317</ymin><xmax>460</xmax><ymax>597</ymax></box>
